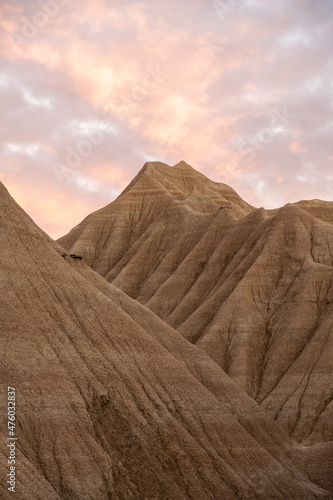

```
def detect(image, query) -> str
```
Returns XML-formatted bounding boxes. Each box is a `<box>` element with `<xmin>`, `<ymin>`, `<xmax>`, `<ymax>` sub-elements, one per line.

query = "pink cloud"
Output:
<box><xmin>0</xmin><ymin>0</ymin><xmax>333</xmax><ymax>237</ymax></box>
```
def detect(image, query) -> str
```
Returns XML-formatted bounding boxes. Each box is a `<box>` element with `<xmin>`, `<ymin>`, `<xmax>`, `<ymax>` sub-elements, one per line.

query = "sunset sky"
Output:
<box><xmin>1</xmin><ymin>0</ymin><xmax>333</xmax><ymax>238</ymax></box>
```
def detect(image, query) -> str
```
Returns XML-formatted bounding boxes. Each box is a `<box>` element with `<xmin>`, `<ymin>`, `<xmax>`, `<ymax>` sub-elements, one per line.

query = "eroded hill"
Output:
<box><xmin>2</xmin><ymin>179</ymin><xmax>333</xmax><ymax>498</ymax></box>
<box><xmin>59</xmin><ymin>161</ymin><xmax>333</xmax><ymax>447</ymax></box>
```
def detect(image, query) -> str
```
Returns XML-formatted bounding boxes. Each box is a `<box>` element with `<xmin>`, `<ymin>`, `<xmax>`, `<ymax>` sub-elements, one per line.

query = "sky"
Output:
<box><xmin>1</xmin><ymin>0</ymin><xmax>333</xmax><ymax>239</ymax></box>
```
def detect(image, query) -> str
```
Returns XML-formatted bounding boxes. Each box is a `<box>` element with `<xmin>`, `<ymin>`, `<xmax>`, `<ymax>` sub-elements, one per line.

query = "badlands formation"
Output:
<box><xmin>0</xmin><ymin>161</ymin><xmax>332</xmax><ymax>499</ymax></box>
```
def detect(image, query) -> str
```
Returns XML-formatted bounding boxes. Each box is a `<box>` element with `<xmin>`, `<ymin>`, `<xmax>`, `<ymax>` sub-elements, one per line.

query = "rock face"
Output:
<box><xmin>59</xmin><ymin>161</ymin><xmax>333</xmax><ymax>448</ymax></box>
<box><xmin>0</xmin><ymin>165</ymin><xmax>332</xmax><ymax>499</ymax></box>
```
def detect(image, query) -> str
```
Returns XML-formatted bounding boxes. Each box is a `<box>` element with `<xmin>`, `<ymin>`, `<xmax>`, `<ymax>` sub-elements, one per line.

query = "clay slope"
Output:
<box><xmin>1</xmin><ymin>181</ymin><xmax>331</xmax><ymax>499</ymax></box>
<box><xmin>58</xmin><ymin>161</ymin><xmax>254</xmax><ymax>276</ymax></box>
<box><xmin>58</xmin><ymin>162</ymin><xmax>333</xmax><ymax>446</ymax></box>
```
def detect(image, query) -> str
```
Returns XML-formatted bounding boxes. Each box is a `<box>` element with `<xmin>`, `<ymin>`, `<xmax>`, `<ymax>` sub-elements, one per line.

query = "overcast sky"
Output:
<box><xmin>1</xmin><ymin>0</ymin><xmax>333</xmax><ymax>238</ymax></box>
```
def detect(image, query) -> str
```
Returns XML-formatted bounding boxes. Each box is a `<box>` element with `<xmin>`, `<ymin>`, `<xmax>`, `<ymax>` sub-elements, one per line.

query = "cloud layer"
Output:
<box><xmin>1</xmin><ymin>0</ymin><xmax>333</xmax><ymax>237</ymax></box>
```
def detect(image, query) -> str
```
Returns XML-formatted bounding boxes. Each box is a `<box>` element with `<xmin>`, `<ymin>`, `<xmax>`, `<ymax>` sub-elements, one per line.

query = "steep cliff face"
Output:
<box><xmin>59</xmin><ymin>162</ymin><xmax>333</xmax><ymax>447</ymax></box>
<box><xmin>2</xmin><ymin>179</ymin><xmax>332</xmax><ymax>499</ymax></box>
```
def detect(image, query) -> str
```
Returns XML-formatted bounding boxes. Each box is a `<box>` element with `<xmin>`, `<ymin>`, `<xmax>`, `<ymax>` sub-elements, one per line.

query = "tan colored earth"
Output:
<box><xmin>60</xmin><ymin>162</ymin><xmax>333</xmax><ymax>447</ymax></box>
<box><xmin>0</xmin><ymin>162</ymin><xmax>332</xmax><ymax>499</ymax></box>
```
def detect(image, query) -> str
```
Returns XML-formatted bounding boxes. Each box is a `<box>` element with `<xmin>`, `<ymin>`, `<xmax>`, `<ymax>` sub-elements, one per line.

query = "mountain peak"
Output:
<box><xmin>141</xmin><ymin>160</ymin><xmax>200</xmax><ymax>177</ymax></box>
<box><xmin>173</xmin><ymin>160</ymin><xmax>193</xmax><ymax>169</ymax></box>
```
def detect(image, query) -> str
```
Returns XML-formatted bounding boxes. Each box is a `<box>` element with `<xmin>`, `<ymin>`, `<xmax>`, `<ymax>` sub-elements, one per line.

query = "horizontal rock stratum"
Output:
<box><xmin>0</xmin><ymin>163</ymin><xmax>332</xmax><ymax>499</ymax></box>
<box><xmin>60</xmin><ymin>161</ymin><xmax>333</xmax><ymax>448</ymax></box>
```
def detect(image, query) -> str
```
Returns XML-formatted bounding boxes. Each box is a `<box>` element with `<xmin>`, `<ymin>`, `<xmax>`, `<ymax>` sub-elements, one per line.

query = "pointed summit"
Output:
<box><xmin>0</xmin><ymin>179</ymin><xmax>51</xmax><ymax>244</ymax></box>
<box><xmin>58</xmin><ymin>161</ymin><xmax>254</xmax><ymax>273</ymax></box>
<box><xmin>173</xmin><ymin>159</ymin><xmax>196</xmax><ymax>170</ymax></box>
